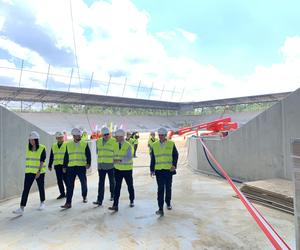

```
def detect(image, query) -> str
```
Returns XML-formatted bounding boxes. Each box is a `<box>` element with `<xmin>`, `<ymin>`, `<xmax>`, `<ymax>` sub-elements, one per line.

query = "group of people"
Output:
<box><xmin>13</xmin><ymin>127</ymin><xmax>178</xmax><ymax>217</ymax></box>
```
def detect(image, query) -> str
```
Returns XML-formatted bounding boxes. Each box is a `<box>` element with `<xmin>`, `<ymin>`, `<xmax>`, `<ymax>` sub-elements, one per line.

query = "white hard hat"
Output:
<box><xmin>101</xmin><ymin>127</ymin><xmax>110</xmax><ymax>135</ymax></box>
<box><xmin>29</xmin><ymin>131</ymin><xmax>40</xmax><ymax>140</ymax></box>
<box><xmin>158</xmin><ymin>127</ymin><xmax>168</xmax><ymax>135</ymax></box>
<box><xmin>55</xmin><ymin>131</ymin><xmax>64</xmax><ymax>138</ymax></box>
<box><xmin>71</xmin><ymin>128</ymin><xmax>82</xmax><ymax>136</ymax></box>
<box><xmin>115</xmin><ymin>129</ymin><xmax>125</xmax><ymax>137</ymax></box>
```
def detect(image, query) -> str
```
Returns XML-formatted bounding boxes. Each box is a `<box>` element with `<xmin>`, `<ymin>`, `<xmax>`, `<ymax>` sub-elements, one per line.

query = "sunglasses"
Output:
<box><xmin>103</xmin><ymin>133</ymin><xmax>110</xmax><ymax>136</ymax></box>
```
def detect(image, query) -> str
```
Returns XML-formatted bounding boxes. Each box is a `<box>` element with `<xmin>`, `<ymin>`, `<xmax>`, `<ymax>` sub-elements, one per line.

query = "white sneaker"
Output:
<box><xmin>38</xmin><ymin>202</ymin><xmax>45</xmax><ymax>211</ymax></box>
<box><xmin>13</xmin><ymin>207</ymin><xmax>24</xmax><ymax>215</ymax></box>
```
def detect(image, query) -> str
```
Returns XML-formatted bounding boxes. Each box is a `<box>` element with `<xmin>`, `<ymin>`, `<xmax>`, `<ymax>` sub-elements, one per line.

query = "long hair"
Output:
<box><xmin>28</xmin><ymin>139</ymin><xmax>40</xmax><ymax>151</ymax></box>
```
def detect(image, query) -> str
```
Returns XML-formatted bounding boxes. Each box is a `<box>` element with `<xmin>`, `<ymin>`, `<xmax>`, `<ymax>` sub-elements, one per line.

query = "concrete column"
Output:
<box><xmin>291</xmin><ymin>138</ymin><xmax>300</xmax><ymax>250</ymax></box>
<box><xmin>0</xmin><ymin>107</ymin><xmax>3</xmax><ymax>199</ymax></box>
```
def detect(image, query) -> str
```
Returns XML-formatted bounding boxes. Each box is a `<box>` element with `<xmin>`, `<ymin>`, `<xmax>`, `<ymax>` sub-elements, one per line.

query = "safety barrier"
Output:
<box><xmin>199</xmin><ymin>138</ymin><xmax>291</xmax><ymax>250</ymax></box>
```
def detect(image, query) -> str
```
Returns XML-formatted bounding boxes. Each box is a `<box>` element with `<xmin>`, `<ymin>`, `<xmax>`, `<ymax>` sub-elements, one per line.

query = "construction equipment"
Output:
<box><xmin>169</xmin><ymin>117</ymin><xmax>238</xmax><ymax>138</ymax></box>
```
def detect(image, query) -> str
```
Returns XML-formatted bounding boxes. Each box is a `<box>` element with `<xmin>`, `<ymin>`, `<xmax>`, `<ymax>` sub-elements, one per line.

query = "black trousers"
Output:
<box><xmin>155</xmin><ymin>170</ymin><xmax>173</xmax><ymax>210</ymax></box>
<box><xmin>54</xmin><ymin>165</ymin><xmax>67</xmax><ymax>196</ymax></box>
<box><xmin>113</xmin><ymin>169</ymin><xmax>134</xmax><ymax>207</ymax></box>
<box><xmin>66</xmin><ymin>166</ymin><xmax>87</xmax><ymax>204</ymax></box>
<box><xmin>97</xmin><ymin>168</ymin><xmax>115</xmax><ymax>202</ymax></box>
<box><xmin>20</xmin><ymin>173</ymin><xmax>45</xmax><ymax>207</ymax></box>
<box><xmin>133</xmin><ymin>144</ymin><xmax>138</xmax><ymax>157</ymax></box>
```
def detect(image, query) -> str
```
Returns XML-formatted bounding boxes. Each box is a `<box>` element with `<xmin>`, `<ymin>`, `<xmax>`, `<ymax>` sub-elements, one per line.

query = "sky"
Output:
<box><xmin>0</xmin><ymin>0</ymin><xmax>300</xmax><ymax>102</ymax></box>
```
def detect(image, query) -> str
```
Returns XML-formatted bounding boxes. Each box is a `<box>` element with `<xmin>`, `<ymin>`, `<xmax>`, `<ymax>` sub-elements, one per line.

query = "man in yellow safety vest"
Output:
<box><xmin>148</xmin><ymin>131</ymin><xmax>158</xmax><ymax>155</ymax></box>
<box><xmin>109</xmin><ymin>129</ymin><xmax>135</xmax><ymax>212</ymax></box>
<box><xmin>61</xmin><ymin>128</ymin><xmax>91</xmax><ymax>209</ymax></box>
<box><xmin>93</xmin><ymin>127</ymin><xmax>116</xmax><ymax>206</ymax></box>
<box><xmin>150</xmin><ymin>127</ymin><xmax>178</xmax><ymax>216</ymax></box>
<box><xmin>48</xmin><ymin>131</ymin><xmax>67</xmax><ymax>199</ymax></box>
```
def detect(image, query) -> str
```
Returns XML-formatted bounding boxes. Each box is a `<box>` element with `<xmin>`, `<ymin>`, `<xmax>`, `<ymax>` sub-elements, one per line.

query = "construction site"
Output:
<box><xmin>0</xmin><ymin>85</ymin><xmax>299</xmax><ymax>250</ymax></box>
<box><xmin>2</xmin><ymin>0</ymin><xmax>300</xmax><ymax>248</ymax></box>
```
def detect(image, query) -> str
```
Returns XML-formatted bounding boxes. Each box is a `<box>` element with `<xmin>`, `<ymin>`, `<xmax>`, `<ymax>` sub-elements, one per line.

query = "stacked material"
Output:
<box><xmin>239</xmin><ymin>179</ymin><xmax>294</xmax><ymax>214</ymax></box>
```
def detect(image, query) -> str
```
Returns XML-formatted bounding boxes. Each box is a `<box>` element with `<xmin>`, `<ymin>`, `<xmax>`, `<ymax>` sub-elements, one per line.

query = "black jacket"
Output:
<box><xmin>150</xmin><ymin>142</ymin><xmax>178</xmax><ymax>173</ymax></box>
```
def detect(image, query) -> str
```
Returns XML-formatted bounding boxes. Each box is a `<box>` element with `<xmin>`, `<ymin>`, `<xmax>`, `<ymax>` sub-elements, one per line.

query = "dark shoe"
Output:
<box><xmin>61</xmin><ymin>203</ymin><xmax>71</xmax><ymax>209</ymax></box>
<box><xmin>56</xmin><ymin>194</ymin><xmax>66</xmax><ymax>200</ymax></box>
<box><xmin>83</xmin><ymin>197</ymin><xmax>88</xmax><ymax>203</ymax></box>
<box><xmin>167</xmin><ymin>205</ymin><xmax>172</xmax><ymax>210</ymax></box>
<box><xmin>93</xmin><ymin>201</ymin><xmax>102</xmax><ymax>206</ymax></box>
<box><xmin>155</xmin><ymin>210</ymin><xmax>164</xmax><ymax>216</ymax></box>
<box><xmin>108</xmin><ymin>206</ymin><xmax>118</xmax><ymax>211</ymax></box>
<box><xmin>129</xmin><ymin>201</ymin><xmax>134</xmax><ymax>207</ymax></box>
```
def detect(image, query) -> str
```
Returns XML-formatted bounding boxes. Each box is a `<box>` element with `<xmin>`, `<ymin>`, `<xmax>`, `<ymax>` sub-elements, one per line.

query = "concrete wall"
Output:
<box><xmin>188</xmin><ymin>88</ymin><xmax>300</xmax><ymax>181</ymax></box>
<box><xmin>0</xmin><ymin>105</ymin><xmax>97</xmax><ymax>201</ymax></box>
<box><xmin>0</xmin><ymin>105</ymin><xmax>56</xmax><ymax>200</ymax></box>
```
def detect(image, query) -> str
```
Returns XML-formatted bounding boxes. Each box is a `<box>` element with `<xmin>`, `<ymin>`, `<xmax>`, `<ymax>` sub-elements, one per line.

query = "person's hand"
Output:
<box><xmin>86</xmin><ymin>164</ymin><xmax>91</xmax><ymax>169</ymax></box>
<box><xmin>35</xmin><ymin>171</ymin><xmax>41</xmax><ymax>179</ymax></box>
<box><xmin>114</xmin><ymin>159</ymin><xmax>121</xmax><ymax>164</ymax></box>
<box><xmin>62</xmin><ymin>168</ymin><xmax>67</xmax><ymax>174</ymax></box>
<box><xmin>48</xmin><ymin>167</ymin><xmax>52</xmax><ymax>171</ymax></box>
<box><xmin>150</xmin><ymin>171</ymin><xmax>155</xmax><ymax>178</ymax></box>
<box><xmin>170</xmin><ymin>166</ymin><xmax>176</xmax><ymax>172</ymax></box>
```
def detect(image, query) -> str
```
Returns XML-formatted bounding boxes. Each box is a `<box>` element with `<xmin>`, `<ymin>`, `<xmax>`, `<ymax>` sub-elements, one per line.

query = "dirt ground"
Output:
<box><xmin>0</xmin><ymin>134</ymin><xmax>295</xmax><ymax>249</ymax></box>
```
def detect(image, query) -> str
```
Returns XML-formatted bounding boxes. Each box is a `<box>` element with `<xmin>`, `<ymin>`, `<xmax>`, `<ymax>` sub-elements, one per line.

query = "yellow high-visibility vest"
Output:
<box><xmin>82</xmin><ymin>132</ymin><xmax>88</xmax><ymax>141</ymax></box>
<box><xmin>52</xmin><ymin>142</ymin><xmax>67</xmax><ymax>165</ymax></box>
<box><xmin>152</xmin><ymin>140</ymin><xmax>174</xmax><ymax>170</ymax></box>
<box><xmin>132</xmin><ymin>137</ymin><xmax>138</xmax><ymax>145</ymax></box>
<box><xmin>114</xmin><ymin>141</ymin><xmax>133</xmax><ymax>171</ymax></box>
<box><xmin>25</xmin><ymin>144</ymin><xmax>46</xmax><ymax>174</ymax></box>
<box><xmin>66</xmin><ymin>140</ymin><xmax>87</xmax><ymax>167</ymax></box>
<box><xmin>96</xmin><ymin>138</ymin><xmax>116</xmax><ymax>164</ymax></box>
<box><xmin>148</xmin><ymin>138</ymin><xmax>158</xmax><ymax>153</ymax></box>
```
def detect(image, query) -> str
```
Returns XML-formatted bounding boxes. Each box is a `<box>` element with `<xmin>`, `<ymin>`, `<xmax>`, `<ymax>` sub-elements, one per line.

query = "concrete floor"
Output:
<box><xmin>0</xmin><ymin>147</ymin><xmax>295</xmax><ymax>250</ymax></box>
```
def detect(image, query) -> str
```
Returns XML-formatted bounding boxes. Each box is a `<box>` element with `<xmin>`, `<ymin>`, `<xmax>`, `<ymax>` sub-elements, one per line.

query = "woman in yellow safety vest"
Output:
<box><xmin>13</xmin><ymin>131</ymin><xmax>47</xmax><ymax>215</ymax></box>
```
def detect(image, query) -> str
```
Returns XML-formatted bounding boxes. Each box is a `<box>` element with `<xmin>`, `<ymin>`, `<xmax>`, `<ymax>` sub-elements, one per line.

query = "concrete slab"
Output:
<box><xmin>0</xmin><ymin>147</ymin><xmax>295</xmax><ymax>249</ymax></box>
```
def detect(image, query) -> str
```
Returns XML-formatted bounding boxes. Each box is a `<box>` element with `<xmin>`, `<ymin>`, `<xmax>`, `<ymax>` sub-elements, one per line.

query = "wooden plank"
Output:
<box><xmin>243</xmin><ymin>193</ymin><xmax>294</xmax><ymax>211</ymax></box>
<box><xmin>240</xmin><ymin>178</ymin><xmax>293</xmax><ymax>200</ymax></box>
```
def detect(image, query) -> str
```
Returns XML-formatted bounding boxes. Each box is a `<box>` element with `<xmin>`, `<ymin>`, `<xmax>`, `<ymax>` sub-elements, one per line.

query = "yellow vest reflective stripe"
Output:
<box><xmin>52</xmin><ymin>142</ymin><xmax>67</xmax><ymax>165</ymax></box>
<box><xmin>25</xmin><ymin>144</ymin><xmax>46</xmax><ymax>174</ymax></box>
<box><xmin>152</xmin><ymin>140</ymin><xmax>174</xmax><ymax>170</ymax></box>
<box><xmin>114</xmin><ymin>141</ymin><xmax>133</xmax><ymax>171</ymax></box>
<box><xmin>67</xmin><ymin>140</ymin><xmax>87</xmax><ymax>167</ymax></box>
<box><xmin>96</xmin><ymin>138</ymin><xmax>115</xmax><ymax>163</ymax></box>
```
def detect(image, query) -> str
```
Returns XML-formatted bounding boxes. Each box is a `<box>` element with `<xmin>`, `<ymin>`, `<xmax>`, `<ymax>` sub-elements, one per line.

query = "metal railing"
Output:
<box><xmin>0</xmin><ymin>60</ymin><xmax>185</xmax><ymax>101</ymax></box>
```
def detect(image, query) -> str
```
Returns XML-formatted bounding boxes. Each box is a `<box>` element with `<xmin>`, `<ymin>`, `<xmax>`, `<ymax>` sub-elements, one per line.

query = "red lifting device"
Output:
<box><xmin>169</xmin><ymin>117</ymin><xmax>238</xmax><ymax>138</ymax></box>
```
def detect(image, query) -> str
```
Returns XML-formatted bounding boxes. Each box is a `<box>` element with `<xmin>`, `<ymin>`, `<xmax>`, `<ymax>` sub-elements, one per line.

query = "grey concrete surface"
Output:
<box><xmin>188</xmin><ymin>88</ymin><xmax>300</xmax><ymax>181</ymax></box>
<box><xmin>0</xmin><ymin>105</ymin><xmax>56</xmax><ymax>201</ymax></box>
<box><xmin>0</xmin><ymin>146</ymin><xmax>295</xmax><ymax>249</ymax></box>
<box><xmin>17</xmin><ymin>111</ymin><xmax>260</xmax><ymax>134</ymax></box>
<box><xmin>0</xmin><ymin>105</ymin><xmax>97</xmax><ymax>201</ymax></box>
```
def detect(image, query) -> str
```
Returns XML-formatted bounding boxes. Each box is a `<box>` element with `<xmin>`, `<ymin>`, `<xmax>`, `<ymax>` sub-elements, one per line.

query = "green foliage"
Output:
<box><xmin>10</xmin><ymin>101</ymin><xmax>276</xmax><ymax>116</ymax></box>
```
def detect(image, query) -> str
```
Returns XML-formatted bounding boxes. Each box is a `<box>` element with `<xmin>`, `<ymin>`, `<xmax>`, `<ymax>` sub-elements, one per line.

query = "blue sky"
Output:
<box><xmin>132</xmin><ymin>0</ymin><xmax>300</xmax><ymax>75</ymax></box>
<box><xmin>0</xmin><ymin>0</ymin><xmax>300</xmax><ymax>101</ymax></box>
